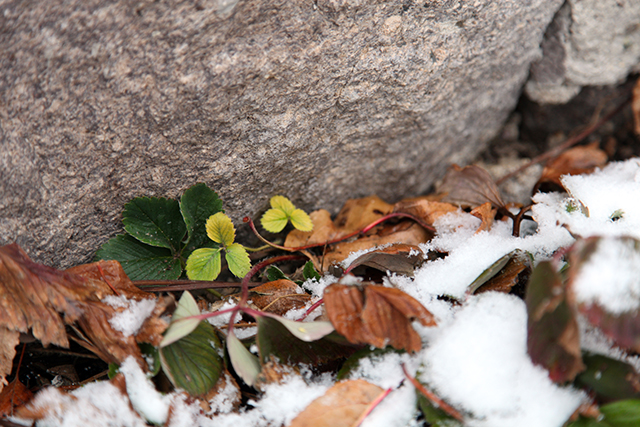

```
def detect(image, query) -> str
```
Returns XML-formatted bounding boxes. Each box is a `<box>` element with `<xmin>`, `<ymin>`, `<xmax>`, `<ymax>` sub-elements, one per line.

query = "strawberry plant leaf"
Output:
<box><xmin>227</xmin><ymin>331</ymin><xmax>261</xmax><ymax>387</ymax></box>
<box><xmin>225</xmin><ymin>243</ymin><xmax>251</xmax><ymax>278</ymax></box>
<box><xmin>270</xmin><ymin>195</ymin><xmax>296</xmax><ymax>215</ymax></box>
<box><xmin>160</xmin><ymin>291</ymin><xmax>201</xmax><ymax>347</ymax></box>
<box><xmin>94</xmin><ymin>235</ymin><xmax>182</xmax><ymax>280</ymax></box>
<box><xmin>261</xmin><ymin>208</ymin><xmax>290</xmax><ymax>233</ymax></box>
<box><xmin>123</xmin><ymin>197</ymin><xmax>186</xmax><ymax>252</ymax></box>
<box><xmin>289</xmin><ymin>209</ymin><xmax>313</xmax><ymax>232</ymax></box>
<box><xmin>263</xmin><ymin>314</ymin><xmax>334</xmax><ymax>342</ymax></box>
<box><xmin>159</xmin><ymin>321</ymin><xmax>223</xmax><ymax>396</ymax></box>
<box><xmin>266</xmin><ymin>266</ymin><xmax>288</xmax><ymax>281</ymax></box>
<box><xmin>206</xmin><ymin>212</ymin><xmax>235</xmax><ymax>247</ymax></box>
<box><xmin>186</xmin><ymin>247</ymin><xmax>222</xmax><ymax>281</ymax></box>
<box><xmin>179</xmin><ymin>183</ymin><xmax>224</xmax><ymax>255</ymax></box>
<box><xmin>575</xmin><ymin>353</ymin><xmax>640</xmax><ymax>402</ymax></box>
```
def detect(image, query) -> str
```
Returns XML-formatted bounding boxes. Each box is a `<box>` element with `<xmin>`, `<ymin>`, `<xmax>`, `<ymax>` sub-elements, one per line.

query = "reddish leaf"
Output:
<box><xmin>525</xmin><ymin>261</ymin><xmax>584</xmax><ymax>383</ymax></box>
<box><xmin>290</xmin><ymin>379</ymin><xmax>384</xmax><ymax>427</ymax></box>
<box><xmin>324</xmin><ymin>283</ymin><xmax>436</xmax><ymax>353</ymax></box>
<box><xmin>437</xmin><ymin>164</ymin><xmax>505</xmax><ymax>209</ymax></box>
<box><xmin>393</xmin><ymin>197</ymin><xmax>458</xmax><ymax>226</ymax></box>
<box><xmin>0</xmin><ymin>377</ymin><xmax>33</xmax><ymax>416</ymax></box>
<box><xmin>633</xmin><ymin>78</ymin><xmax>640</xmax><ymax>136</ymax></box>
<box><xmin>346</xmin><ymin>244</ymin><xmax>425</xmax><ymax>277</ymax></box>
<box><xmin>470</xmin><ymin>202</ymin><xmax>496</xmax><ymax>233</ymax></box>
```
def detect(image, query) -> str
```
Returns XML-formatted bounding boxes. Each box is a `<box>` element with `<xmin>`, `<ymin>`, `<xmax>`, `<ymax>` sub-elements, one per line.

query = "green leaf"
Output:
<box><xmin>575</xmin><ymin>353</ymin><xmax>640</xmax><ymax>402</ymax></box>
<box><xmin>159</xmin><ymin>321</ymin><xmax>223</xmax><ymax>396</ymax></box>
<box><xmin>260</xmin><ymin>208</ymin><xmax>290</xmax><ymax>233</ymax></box>
<box><xmin>95</xmin><ymin>234</ymin><xmax>182</xmax><ymax>280</ymax></box>
<box><xmin>139</xmin><ymin>343</ymin><xmax>161</xmax><ymax>376</ymax></box>
<box><xmin>256</xmin><ymin>316</ymin><xmax>354</xmax><ymax>366</ymax></box>
<box><xmin>227</xmin><ymin>331</ymin><xmax>261</xmax><ymax>387</ymax></box>
<box><xmin>123</xmin><ymin>197</ymin><xmax>186</xmax><ymax>252</ymax></box>
<box><xmin>466</xmin><ymin>251</ymin><xmax>512</xmax><ymax>294</ymax></box>
<box><xmin>264</xmin><ymin>314</ymin><xmax>334</xmax><ymax>342</ymax></box>
<box><xmin>417</xmin><ymin>393</ymin><xmax>464</xmax><ymax>427</ymax></box>
<box><xmin>160</xmin><ymin>291</ymin><xmax>201</xmax><ymax>347</ymax></box>
<box><xmin>225</xmin><ymin>243</ymin><xmax>251</xmax><ymax>278</ymax></box>
<box><xmin>289</xmin><ymin>208</ymin><xmax>313</xmax><ymax>232</ymax></box>
<box><xmin>186</xmin><ymin>247</ymin><xmax>222</xmax><ymax>281</ymax></box>
<box><xmin>303</xmin><ymin>260</ymin><xmax>321</xmax><ymax>281</ymax></box>
<box><xmin>206</xmin><ymin>212</ymin><xmax>236</xmax><ymax>247</ymax></box>
<box><xmin>601</xmin><ymin>399</ymin><xmax>640</xmax><ymax>427</ymax></box>
<box><xmin>180</xmin><ymin>183</ymin><xmax>224</xmax><ymax>255</ymax></box>
<box><xmin>266</xmin><ymin>266</ymin><xmax>288</xmax><ymax>281</ymax></box>
<box><xmin>108</xmin><ymin>363</ymin><xmax>119</xmax><ymax>380</ymax></box>
<box><xmin>566</xmin><ymin>417</ymin><xmax>611</xmax><ymax>427</ymax></box>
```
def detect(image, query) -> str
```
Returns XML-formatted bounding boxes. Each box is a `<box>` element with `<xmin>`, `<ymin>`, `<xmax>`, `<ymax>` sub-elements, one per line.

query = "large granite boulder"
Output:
<box><xmin>0</xmin><ymin>0</ymin><xmax>563</xmax><ymax>268</ymax></box>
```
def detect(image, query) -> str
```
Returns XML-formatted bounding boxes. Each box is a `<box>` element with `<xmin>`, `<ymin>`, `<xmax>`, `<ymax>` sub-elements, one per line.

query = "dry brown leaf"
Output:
<box><xmin>393</xmin><ymin>197</ymin><xmax>458</xmax><ymax>225</ymax></box>
<box><xmin>255</xmin><ymin>356</ymin><xmax>301</xmax><ymax>391</ymax></box>
<box><xmin>322</xmin><ymin>221</ymin><xmax>432</xmax><ymax>270</ymax></box>
<box><xmin>0</xmin><ymin>328</ymin><xmax>19</xmax><ymax>390</ymax></box>
<box><xmin>0</xmin><ymin>376</ymin><xmax>34</xmax><ymax>417</ymax></box>
<box><xmin>475</xmin><ymin>255</ymin><xmax>531</xmax><ymax>295</ymax></box>
<box><xmin>470</xmin><ymin>202</ymin><xmax>496</xmax><ymax>233</ymax></box>
<box><xmin>285</xmin><ymin>209</ymin><xmax>339</xmax><ymax>248</ymax></box>
<box><xmin>290</xmin><ymin>379</ymin><xmax>384</xmax><ymax>427</ymax></box>
<box><xmin>535</xmin><ymin>143</ymin><xmax>608</xmax><ymax>192</ymax></box>
<box><xmin>0</xmin><ymin>244</ymin><xmax>168</xmax><ymax>389</ymax></box>
<box><xmin>249</xmin><ymin>279</ymin><xmax>311</xmax><ymax>316</ymax></box>
<box><xmin>437</xmin><ymin>164</ymin><xmax>505</xmax><ymax>208</ymax></box>
<box><xmin>633</xmin><ymin>78</ymin><xmax>640</xmax><ymax>136</ymax></box>
<box><xmin>346</xmin><ymin>243</ymin><xmax>424</xmax><ymax>277</ymax></box>
<box><xmin>324</xmin><ymin>283</ymin><xmax>436</xmax><ymax>353</ymax></box>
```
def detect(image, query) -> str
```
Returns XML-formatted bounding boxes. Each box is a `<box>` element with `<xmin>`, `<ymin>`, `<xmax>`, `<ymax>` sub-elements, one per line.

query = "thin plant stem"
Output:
<box><xmin>401</xmin><ymin>364</ymin><xmax>464</xmax><ymax>422</ymax></box>
<box><xmin>351</xmin><ymin>386</ymin><xmax>394</xmax><ymax>427</ymax></box>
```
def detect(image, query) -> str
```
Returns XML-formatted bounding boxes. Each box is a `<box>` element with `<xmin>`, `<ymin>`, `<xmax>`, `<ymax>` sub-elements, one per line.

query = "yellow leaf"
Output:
<box><xmin>289</xmin><ymin>209</ymin><xmax>313</xmax><ymax>232</ymax></box>
<box><xmin>206</xmin><ymin>212</ymin><xmax>235</xmax><ymax>247</ymax></box>
<box><xmin>261</xmin><ymin>208</ymin><xmax>289</xmax><ymax>233</ymax></box>
<box><xmin>270</xmin><ymin>195</ymin><xmax>296</xmax><ymax>216</ymax></box>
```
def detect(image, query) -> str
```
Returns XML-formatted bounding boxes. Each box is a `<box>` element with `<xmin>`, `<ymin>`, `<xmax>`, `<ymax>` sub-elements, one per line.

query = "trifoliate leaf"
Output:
<box><xmin>159</xmin><ymin>321</ymin><xmax>223</xmax><ymax>396</ymax></box>
<box><xmin>186</xmin><ymin>247</ymin><xmax>222</xmax><ymax>281</ymax></box>
<box><xmin>225</xmin><ymin>243</ymin><xmax>251</xmax><ymax>278</ymax></box>
<box><xmin>261</xmin><ymin>195</ymin><xmax>313</xmax><ymax>233</ymax></box>
<box><xmin>180</xmin><ymin>183</ymin><xmax>224</xmax><ymax>255</ymax></box>
<box><xmin>95</xmin><ymin>234</ymin><xmax>182</xmax><ymax>281</ymax></box>
<box><xmin>122</xmin><ymin>197</ymin><xmax>186</xmax><ymax>252</ymax></box>
<box><xmin>160</xmin><ymin>291</ymin><xmax>201</xmax><ymax>347</ymax></box>
<box><xmin>289</xmin><ymin>208</ymin><xmax>313</xmax><ymax>232</ymax></box>
<box><xmin>261</xmin><ymin>208</ymin><xmax>290</xmax><ymax>233</ymax></box>
<box><xmin>227</xmin><ymin>331</ymin><xmax>261</xmax><ymax>387</ymax></box>
<box><xmin>270</xmin><ymin>195</ymin><xmax>296</xmax><ymax>215</ymax></box>
<box><xmin>206</xmin><ymin>212</ymin><xmax>235</xmax><ymax>247</ymax></box>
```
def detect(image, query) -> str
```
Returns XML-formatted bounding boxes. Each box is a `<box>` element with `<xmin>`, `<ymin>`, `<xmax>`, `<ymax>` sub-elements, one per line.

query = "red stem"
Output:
<box><xmin>244</xmin><ymin>212</ymin><xmax>435</xmax><ymax>253</ymax></box>
<box><xmin>299</xmin><ymin>298</ymin><xmax>324</xmax><ymax>321</ymax></box>
<box><xmin>353</xmin><ymin>386</ymin><xmax>394</xmax><ymax>427</ymax></box>
<box><xmin>401</xmin><ymin>364</ymin><xmax>464</xmax><ymax>422</ymax></box>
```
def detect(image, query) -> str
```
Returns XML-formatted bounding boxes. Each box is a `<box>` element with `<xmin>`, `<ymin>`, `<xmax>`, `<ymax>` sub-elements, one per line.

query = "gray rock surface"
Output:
<box><xmin>0</xmin><ymin>0</ymin><xmax>563</xmax><ymax>268</ymax></box>
<box><xmin>526</xmin><ymin>0</ymin><xmax>640</xmax><ymax>104</ymax></box>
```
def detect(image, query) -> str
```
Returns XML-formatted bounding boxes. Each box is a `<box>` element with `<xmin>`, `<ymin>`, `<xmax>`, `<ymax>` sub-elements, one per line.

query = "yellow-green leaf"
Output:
<box><xmin>186</xmin><ymin>247</ymin><xmax>222</xmax><ymax>280</ymax></box>
<box><xmin>289</xmin><ymin>208</ymin><xmax>313</xmax><ymax>232</ymax></box>
<box><xmin>206</xmin><ymin>212</ymin><xmax>235</xmax><ymax>247</ymax></box>
<box><xmin>225</xmin><ymin>243</ymin><xmax>251</xmax><ymax>278</ymax></box>
<box><xmin>270</xmin><ymin>195</ymin><xmax>296</xmax><ymax>216</ymax></box>
<box><xmin>261</xmin><ymin>208</ymin><xmax>290</xmax><ymax>233</ymax></box>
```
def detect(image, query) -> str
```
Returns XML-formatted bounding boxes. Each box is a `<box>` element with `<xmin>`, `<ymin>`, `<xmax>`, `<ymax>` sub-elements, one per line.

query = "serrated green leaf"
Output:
<box><xmin>266</xmin><ymin>266</ymin><xmax>288</xmax><ymax>281</ymax></box>
<box><xmin>186</xmin><ymin>247</ymin><xmax>222</xmax><ymax>281</ymax></box>
<box><xmin>206</xmin><ymin>212</ymin><xmax>236</xmax><ymax>246</ymax></box>
<box><xmin>270</xmin><ymin>195</ymin><xmax>296</xmax><ymax>216</ymax></box>
<box><xmin>95</xmin><ymin>234</ymin><xmax>182</xmax><ymax>280</ymax></box>
<box><xmin>601</xmin><ymin>399</ymin><xmax>640</xmax><ymax>427</ymax></box>
<box><xmin>260</xmin><ymin>208</ymin><xmax>289</xmax><ymax>233</ymax></box>
<box><xmin>123</xmin><ymin>197</ymin><xmax>186</xmax><ymax>252</ymax></box>
<box><xmin>180</xmin><ymin>183</ymin><xmax>224</xmax><ymax>255</ymax></box>
<box><xmin>303</xmin><ymin>260</ymin><xmax>321</xmax><ymax>281</ymax></box>
<box><xmin>227</xmin><ymin>331</ymin><xmax>261</xmax><ymax>387</ymax></box>
<box><xmin>159</xmin><ymin>321</ymin><xmax>223</xmax><ymax>396</ymax></box>
<box><xmin>225</xmin><ymin>243</ymin><xmax>251</xmax><ymax>278</ymax></box>
<box><xmin>160</xmin><ymin>291</ymin><xmax>201</xmax><ymax>347</ymax></box>
<box><xmin>289</xmin><ymin>208</ymin><xmax>313</xmax><ymax>232</ymax></box>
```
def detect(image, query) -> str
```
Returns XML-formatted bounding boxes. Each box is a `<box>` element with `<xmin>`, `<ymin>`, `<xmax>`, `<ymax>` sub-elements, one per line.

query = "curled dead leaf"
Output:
<box><xmin>393</xmin><ymin>197</ymin><xmax>458</xmax><ymax>225</ymax></box>
<box><xmin>324</xmin><ymin>283</ymin><xmax>436</xmax><ymax>353</ymax></box>
<box><xmin>437</xmin><ymin>164</ymin><xmax>505</xmax><ymax>209</ymax></box>
<box><xmin>345</xmin><ymin>243</ymin><xmax>425</xmax><ymax>277</ymax></box>
<box><xmin>534</xmin><ymin>143</ymin><xmax>608</xmax><ymax>193</ymax></box>
<box><xmin>290</xmin><ymin>379</ymin><xmax>384</xmax><ymax>427</ymax></box>
<box><xmin>470</xmin><ymin>202</ymin><xmax>496</xmax><ymax>233</ymax></box>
